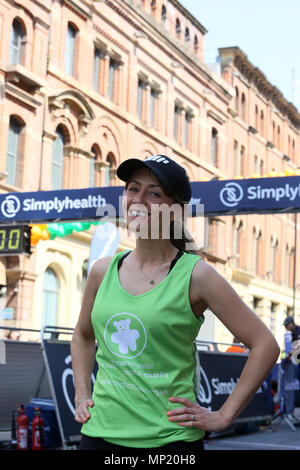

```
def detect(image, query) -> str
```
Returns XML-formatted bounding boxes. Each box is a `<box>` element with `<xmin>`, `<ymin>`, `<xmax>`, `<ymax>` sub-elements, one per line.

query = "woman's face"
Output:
<box><xmin>123</xmin><ymin>168</ymin><xmax>180</xmax><ymax>239</ymax></box>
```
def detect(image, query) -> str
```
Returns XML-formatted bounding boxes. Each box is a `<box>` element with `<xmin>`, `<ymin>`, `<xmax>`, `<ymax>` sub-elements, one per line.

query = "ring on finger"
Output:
<box><xmin>190</xmin><ymin>414</ymin><xmax>194</xmax><ymax>421</ymax></box>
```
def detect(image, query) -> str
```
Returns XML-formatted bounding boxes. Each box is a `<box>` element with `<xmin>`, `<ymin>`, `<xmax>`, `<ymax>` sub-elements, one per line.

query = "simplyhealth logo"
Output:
<box><xmin>219</xmin><ymin>180</ymin><xmax>300</xmax><ymax>208</ymax></box>
<box><xmin>1</xmin><ymin>195</ymin><xmax>21</xmax><ymax>218</ymax></box>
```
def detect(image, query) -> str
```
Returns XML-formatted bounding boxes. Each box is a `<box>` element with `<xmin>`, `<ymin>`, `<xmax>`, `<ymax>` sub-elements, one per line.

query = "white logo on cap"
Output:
<box><xmin>144</xmin><ymin>155</ymin><xmax>169</xmax><ymax>164</ymax></box>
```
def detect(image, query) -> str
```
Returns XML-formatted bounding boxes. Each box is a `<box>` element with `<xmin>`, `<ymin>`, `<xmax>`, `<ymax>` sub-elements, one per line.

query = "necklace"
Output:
<box><xmin>140</xmin><ymin>251</ymin><xmax>178</xmax><ymax>285</ymax></box>
<box><xmin>140</xmin><ymin>263</ymin><xmax>162</xmax><ymax>285</ymax></box>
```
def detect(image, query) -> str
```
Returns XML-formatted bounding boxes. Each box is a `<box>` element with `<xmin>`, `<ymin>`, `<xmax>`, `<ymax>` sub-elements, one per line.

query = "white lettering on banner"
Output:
<box><xmin>219</xmin><ymin>181</ymin><xmax>300</xmax><ymax>208</ymax></box>
<box><xmin>23</xmin><ymin>194</ymin><xmax>107</xmax><ymax>214</ymax></box>
<box><xmin>211</xmin><ymin>377</ymin><xmax>262</xmax><ymax>396</ymax></box>
<box><xmin>248</xmin><ymin>184</ymin><xmax>300</xmax><ymax>202</ymax></box>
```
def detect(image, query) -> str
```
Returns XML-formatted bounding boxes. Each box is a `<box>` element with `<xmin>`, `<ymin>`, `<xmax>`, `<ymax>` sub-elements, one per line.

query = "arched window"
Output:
<box><xmin>175</xmin><ymin>18</ymin><xmax>181</xmax><ymax>39</ymax></box>
<box><xmin>52</xmin><ymin>126</ymin><xmax>65</xmax><ymax>190</ymax></box>
<box><xmin>10</xmin><ymin>18</ymin><xmax>25</xmax><ymax>65</ymax></box>
<box><xmin>185</xmin><ymin>27</ymin><xmax>190</xmax><ymax>45</ymax></box>
<box><xmin>6</xmin><ymin>116</ymin><xmax>23</xmax><ymax>186</ymax></box>
<box><xmin>42</xmin><ymin>268</ymin><xmax>59</xmax><ymax>327</ymax></box>
<box><xmin>65</xmin><ymin>22</ymin><xmax>78</xmax><ymax>76</ymax></box>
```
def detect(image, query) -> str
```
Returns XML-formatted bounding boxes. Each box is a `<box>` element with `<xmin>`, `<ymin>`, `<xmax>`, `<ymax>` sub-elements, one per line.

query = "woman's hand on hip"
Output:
<box><xmin>167</xmin><ymin>396</ymin><xmax>231</xmax><ymax>433</ymax></box>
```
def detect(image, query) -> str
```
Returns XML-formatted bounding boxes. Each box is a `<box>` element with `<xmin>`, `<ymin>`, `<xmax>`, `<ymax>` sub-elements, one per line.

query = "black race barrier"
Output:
<box><xmin>197</xmin><ymin>348</ymin><xmax>273</xmax><ymax>422</ymax></box>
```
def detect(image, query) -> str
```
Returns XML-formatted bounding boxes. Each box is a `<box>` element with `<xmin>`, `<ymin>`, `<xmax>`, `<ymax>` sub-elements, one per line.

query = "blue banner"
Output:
<box><xmin>0</xmin><ymin>186</ymin><xmax>124</xmax><ymax>224</ymax></box>
<box><xmin>0</xmin><ymin>176</ymin><xmax>299</xmax><ymax>224</ymax></box>
<box><xmin>190</xmin><ymin>175</ymin><xmax>300</xmax><ymax>216</ymax></box>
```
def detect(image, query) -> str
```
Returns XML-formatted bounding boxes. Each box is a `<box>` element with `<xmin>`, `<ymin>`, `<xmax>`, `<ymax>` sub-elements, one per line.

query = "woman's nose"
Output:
<box><xmin>132</xmin><ymin>189</ymin><xmax>147</xmax><ymax>204</ymax></box>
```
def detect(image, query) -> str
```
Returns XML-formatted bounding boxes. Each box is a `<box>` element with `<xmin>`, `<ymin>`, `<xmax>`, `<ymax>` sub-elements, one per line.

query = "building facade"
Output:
<box><xmin>0</xmin><ymin>0</ymin><xmax>299</xmax><ymax>348</ymax></box>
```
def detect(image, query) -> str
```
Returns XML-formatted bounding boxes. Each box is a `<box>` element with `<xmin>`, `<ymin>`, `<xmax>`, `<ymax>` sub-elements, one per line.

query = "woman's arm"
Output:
<box><xmin>71</xmin><ymin>256</ymin><xmax>112</xmax><ymax>423</ymax></box>
<box><xmin>168</xmin><ymin>261</ymin><xmax>280</xmax><ymax>432</ymax></box>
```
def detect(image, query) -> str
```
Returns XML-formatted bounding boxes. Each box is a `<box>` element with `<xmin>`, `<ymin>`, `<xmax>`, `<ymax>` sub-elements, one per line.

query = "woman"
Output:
<box><xmin>71</xmin><ymin>155</ymin><xmax>279</xmax><ymax>452</ymax></box>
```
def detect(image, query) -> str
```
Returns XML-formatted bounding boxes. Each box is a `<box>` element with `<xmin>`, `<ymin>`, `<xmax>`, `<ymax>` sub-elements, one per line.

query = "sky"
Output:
<box><xmin>180</xmin><ymin>0</ymin><xmax>300</xmax><ymax>111</ymax></box>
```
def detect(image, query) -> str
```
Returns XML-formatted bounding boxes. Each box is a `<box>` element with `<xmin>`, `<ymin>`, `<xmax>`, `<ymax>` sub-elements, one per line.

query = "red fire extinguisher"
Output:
<box><xmin>32</xmin><ymin>407</ymin><xmax>45</xmax><ymax>450</ymax></box>
<box><xmin>16</xmin><ymin>404</ymin><xmax>28</xmax><ymax>450</ymax></box>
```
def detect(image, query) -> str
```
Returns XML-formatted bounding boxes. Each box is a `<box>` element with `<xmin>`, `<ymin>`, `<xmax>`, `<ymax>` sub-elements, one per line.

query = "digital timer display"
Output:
<box><xmin>0</xmin><ymin>225</ymin><xmax>31</xmax><ymax>255</ymax></box>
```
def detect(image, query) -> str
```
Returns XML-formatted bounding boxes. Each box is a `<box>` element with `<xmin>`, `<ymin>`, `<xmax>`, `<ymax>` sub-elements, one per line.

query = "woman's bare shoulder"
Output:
<box><xmin>89</xmin><ymin>255</ymin><xmax>114</xmax><ymax>282</ymax></box>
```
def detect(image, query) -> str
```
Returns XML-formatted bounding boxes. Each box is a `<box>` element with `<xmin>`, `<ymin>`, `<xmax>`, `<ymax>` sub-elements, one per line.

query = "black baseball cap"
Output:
<box><xmin>117</xmin><ymin>155</ymin><xmax>192</xmax><ymax>203</ymax></box>
<box><xmin>283</xmin><ymin>316</ymin><xmax>295</xmax><ymax>327</ymax></box>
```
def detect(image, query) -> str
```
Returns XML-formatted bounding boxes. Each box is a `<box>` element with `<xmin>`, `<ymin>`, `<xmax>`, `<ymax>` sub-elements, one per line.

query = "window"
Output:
<box><xmin>241</xmin><ymin>93</ymin><xmax>246</xmax><ymax>120</ymax></box>
<box><xmin>211</xmin><ymin>128</ymin><xmax>218</xmax><ymax>166</ymax></box>
<box><xmin>6</xmin><ymin>116</ymin><xmax>22</xmax><ymax>186</ymax></box>
<box><xmin>104</xmin><ymin>154</ymin><xmax>113</xmax><ymax>186</ymax></box>
<box><xmin>292</xmin><ymin>139</ymin><xmax>295</xmax><ymax>159</ymax></box>
<box><xmin>93</xmin><ymin>47</ymin><xmax>101</xmax><ymax>91</ymax></box>
<box><xmin>174</xmin><ymin>104</ymin><xmax>180</xmax><ymax>141</ymax></box>
<box><xmin>175</xmin><ymin>18</ymin><xmax>181</xmax><ymax>39</ymax></box>
<box><xmin>42</xmin><ymin>268</ymin><xmax>59</xmax><ymax>327</ymax></box>
<box><xmin>270</xmin><ymin>236</ymin><xmax>279</xmax><ymax>283</ymax></box>
<box><xmin>149</xmin><ymin>87</ymin><xmax>158</xmax><ymax>127</ymax></box>
<box><xmin>65</xmin><ymin>23</ymin><xmax>77</xmax><ymax>75</ymax></box>
<box><xmin>161</xmin><ymin>5</ymin><xmax>167</xmax><ymax>23</ymax></box>
<box><xmin>286</xmin><ymin>246</ymin><xmax>294</xmax><ymax>288</ymax></box>
<box><xmin>260</xmin><ymin>110</ymin><xmax>264</xmax><ymax>136</ymax></box>
<box><xmin>185</xmin><ymin>27</ymin><xmax>190</xmax><ymax>45</ymax></box>
<box><xmin>108</xmin><ymin>58</ymin><xmax>117</xmax><ymax>101</ymax></box>
<box><xmin>194</xmin><ymin>35</ymin><xmax>199</xmax><ymax>53</ymax></box>
<box><xmin>137</xmin><ymin>78</ymin><xmax>146</xmax><ymax>119</ymax></box>
<box><xmin>52</xmin><ymin>126</ymin><xmax>65</xmax><ymax>190</ymax></box>
<box><xmin>277</xmin><ymin>125</ymin><xmax>281</xmax><ymax>150</ymax></box>
<box><xmin>234</xmin><ymin>141</ymin><xmax>239</xmax><ymax>175</ymax></box>
<box><xmin>10</xmin><ymin>18</ymin><xmax>25</xmax><ymax>65</ymax></box>
<box><xmin>255</xmin><ymin>105</ymin><xmax>258</xmax><ymax>129</ymax></box>
<box><xmin>204</xmin><ymin>218</ymin><xmax>213</xmax><ymax>250</ymax></box>
<box><xmin>253</xmin><ymin>228</ymin><xmax>262</xmax><ymax>274</ymax></box>
<box><xmin>235</xmin><ymin>87</ymin><xmax>239</xmax><ymax>113</ymax></box>
<box><xmin>233</xmin><ymin>219</ymin><xmax>243</xmax><ymax>268</ymax></box>
<box><xmin>89</xmin><ymin>146</ymin><xmax>97</xmax><ymax>187</ymax></box>
<box><xmin>240</xmin><ymin>146</ymin><xmax>245</xmax><ymax>177</ymax></box>
<box><xmin>183</xmin><ymin>111</ymin><xmax>192</xmax><ymax>148</ymax></box>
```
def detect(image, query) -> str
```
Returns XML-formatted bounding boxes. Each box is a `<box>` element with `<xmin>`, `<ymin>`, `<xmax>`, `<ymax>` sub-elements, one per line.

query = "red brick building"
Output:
<box><xmin>0</xmin><ymin>0</ymin><xmax>298</xmax><ymax>347</ymax></box>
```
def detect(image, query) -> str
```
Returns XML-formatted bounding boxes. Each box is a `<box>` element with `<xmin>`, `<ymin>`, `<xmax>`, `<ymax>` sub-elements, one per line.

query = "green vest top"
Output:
<box><xmin>81</xmin><ymin>250</ymin><xmax>205</xmax><ymax>448</ymax></box>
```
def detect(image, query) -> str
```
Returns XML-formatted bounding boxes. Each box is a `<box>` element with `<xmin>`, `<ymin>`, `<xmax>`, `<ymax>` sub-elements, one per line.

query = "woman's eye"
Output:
<box><xmin>128</xmin><ymin>186</ymin><xmax>138</xmax><ymax>192</ymax></box>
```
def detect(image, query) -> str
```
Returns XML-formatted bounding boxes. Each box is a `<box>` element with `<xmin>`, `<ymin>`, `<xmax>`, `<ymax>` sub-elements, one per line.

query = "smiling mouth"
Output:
<box><xmin>128</xmin><ymin>209</ymin><xmax>150</xmax><ymax>217</ymax></box>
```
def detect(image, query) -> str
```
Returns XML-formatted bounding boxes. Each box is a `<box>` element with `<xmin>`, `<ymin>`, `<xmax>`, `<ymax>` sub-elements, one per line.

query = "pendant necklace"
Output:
<box><xmin>141</xmin><ymin>263</ymin><xmax>163</xmax><ymax>285</ymax></box>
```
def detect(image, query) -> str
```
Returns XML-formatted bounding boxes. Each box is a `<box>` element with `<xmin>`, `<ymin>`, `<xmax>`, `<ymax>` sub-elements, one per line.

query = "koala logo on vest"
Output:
<box><xmin>104</xmin><ymin>312</ymin><xmax>147</xmax><ymax>359</ymax></box>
